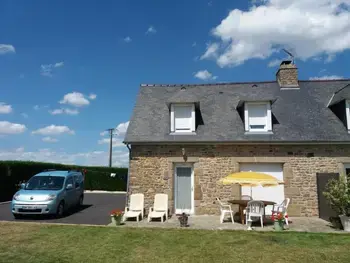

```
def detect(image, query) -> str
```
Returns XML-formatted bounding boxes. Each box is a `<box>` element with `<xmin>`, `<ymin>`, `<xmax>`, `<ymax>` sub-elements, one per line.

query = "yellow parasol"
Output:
<box><xmin>220</xmin><ymin>171</ymin><xmax>284</xmax><ymax>196</ymax></box>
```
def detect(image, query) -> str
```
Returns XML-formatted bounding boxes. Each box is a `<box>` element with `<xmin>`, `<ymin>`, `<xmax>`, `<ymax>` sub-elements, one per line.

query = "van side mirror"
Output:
<box><xmin>20</xmin><ymin>183</ymin><xmax>25</xmax><ymax>189</ymax></box>
<box><xmin>66</xmin><ymin>184</ymin><xmax>73</xmax><ymax>190</ymax></box>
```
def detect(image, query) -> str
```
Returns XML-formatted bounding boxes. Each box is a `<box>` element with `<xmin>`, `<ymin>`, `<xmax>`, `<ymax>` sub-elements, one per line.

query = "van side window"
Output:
<box><xmin>66</xmin><ymin>177</ymin><xmax>73</xmax><ymax>187</ymax></box>
<box><xmin>74</xmin><ymin>175</ymin><xmax>80</xmax><ymax>188</ymax></box>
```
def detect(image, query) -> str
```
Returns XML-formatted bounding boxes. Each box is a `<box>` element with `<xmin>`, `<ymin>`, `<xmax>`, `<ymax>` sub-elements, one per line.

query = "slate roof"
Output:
<box><xmin>124</xmin><ymin>79</ymin><xmax>350</xmax><ymax>144</ymax></box>
<box><xmin>328</xmin><ymin>83</ymin><xmax>350</xmax><ymax>106</ymax></box>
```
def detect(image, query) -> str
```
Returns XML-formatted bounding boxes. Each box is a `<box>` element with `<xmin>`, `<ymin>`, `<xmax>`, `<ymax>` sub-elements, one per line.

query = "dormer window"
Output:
<box><xmin>170</xmin><ymin>104</ymin><xmax>195</xmax><ymax>134</ymax></box>
<box><xmin>244</xmin><ymin>102</ymin><xmax>272</xmax><ymax>133</ymax></box>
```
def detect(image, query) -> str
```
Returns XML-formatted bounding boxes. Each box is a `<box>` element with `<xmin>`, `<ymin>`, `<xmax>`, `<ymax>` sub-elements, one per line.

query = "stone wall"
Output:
<box><xmin>128</xmin><ymin>144</ymin><xmax>350</xmax><ymax>217</ymax></box>
<box><xmin>276</xmin><ymin>62</ymin><xmax>299</xmax><ymax>87</ymax></box>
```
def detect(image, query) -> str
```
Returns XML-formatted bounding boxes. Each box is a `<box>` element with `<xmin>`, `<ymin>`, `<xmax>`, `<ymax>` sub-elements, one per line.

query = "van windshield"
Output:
<box><xmin>25</xmin><ymin>176</ymin><xmax>65</xmax><ymax>190</ymax></box>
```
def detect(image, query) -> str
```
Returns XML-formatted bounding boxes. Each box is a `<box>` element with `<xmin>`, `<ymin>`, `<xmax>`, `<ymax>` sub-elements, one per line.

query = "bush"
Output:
<box><xmin>0</xmin><ymin>161</ymin><xmax>127</xmax><ymax>202</ymax></box>
<box><xmin>323</xmin><ymin>174</ymin><xmax>350</xmax><ymax>217</ymax></box>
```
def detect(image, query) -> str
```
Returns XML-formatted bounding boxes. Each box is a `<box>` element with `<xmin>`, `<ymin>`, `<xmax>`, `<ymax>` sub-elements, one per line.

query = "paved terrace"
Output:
<box><xmin>113</xmin><ymin>216</ymin><xmax>344</xmax><ymax>233</ymax></box>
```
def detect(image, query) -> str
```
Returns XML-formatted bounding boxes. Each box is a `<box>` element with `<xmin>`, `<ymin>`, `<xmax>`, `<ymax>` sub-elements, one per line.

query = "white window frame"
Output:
<box><xmin>170</xmin><ymin>103</ymin><xmax>195</xmax><ymax>134</ymax></box>
<box><xmin>244</xmin><ymin>101</ymin><xmax>272</xmax><ymax>132</ymax></box>
<box><xmin>346</xmin><ymin>100</ymin><xmax>350</xmax><ymax>133</ymax></box>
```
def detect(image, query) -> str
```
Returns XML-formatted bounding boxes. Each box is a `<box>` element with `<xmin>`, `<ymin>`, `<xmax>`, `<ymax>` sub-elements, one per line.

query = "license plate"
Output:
<box><xmin>22</xmin><ymin>206</ymin><xmax>38</xmax><ymax>209</ymax></box>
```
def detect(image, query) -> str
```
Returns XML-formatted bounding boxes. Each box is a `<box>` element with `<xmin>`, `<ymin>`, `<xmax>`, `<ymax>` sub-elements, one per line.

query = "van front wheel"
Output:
<box><xmin>56</xmin><ymin>201</ymin><xmax>65</xmax><ymax>218</ymax></box>
<box><xmin>13</xmin><ymin>213</ymin><xmax>22</xmax><ymax>219</ymax></box>
<box><xmin>78</xmin><ymin>195</ymin><xmax>84</xmax><ymax>207</ymax></box>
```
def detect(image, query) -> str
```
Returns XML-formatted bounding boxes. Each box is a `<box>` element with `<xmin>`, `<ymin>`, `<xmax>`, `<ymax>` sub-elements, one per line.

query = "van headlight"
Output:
<box><xmin>13</xmin><ymin>193</ymin><xmax>20</xmax><ymax>201</ymax></box>
<box><xmin>46</xmin><ymin>194</ymin><xmax>56</xmax><ymax>201</ymax></box>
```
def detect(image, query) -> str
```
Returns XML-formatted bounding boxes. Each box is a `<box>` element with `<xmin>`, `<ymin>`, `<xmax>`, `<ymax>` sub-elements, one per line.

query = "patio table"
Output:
<box><xmin>228</xmin><ymin>200</ymin><xmax>276</xmax><ymax>224</ymax></box>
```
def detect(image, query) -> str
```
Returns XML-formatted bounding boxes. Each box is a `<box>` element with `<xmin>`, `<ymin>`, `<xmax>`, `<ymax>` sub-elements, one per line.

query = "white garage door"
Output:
<box><xmin>240</xmin><ymin>163</ymin><xmax>284</xmax><ymax>215</ymax></box>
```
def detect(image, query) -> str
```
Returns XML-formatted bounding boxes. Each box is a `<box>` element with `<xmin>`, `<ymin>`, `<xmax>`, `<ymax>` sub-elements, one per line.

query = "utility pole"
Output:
<box><xmin>106</xmin><ymin>128</ymin><xmax>115</xmax><ymax>167</ymax></box>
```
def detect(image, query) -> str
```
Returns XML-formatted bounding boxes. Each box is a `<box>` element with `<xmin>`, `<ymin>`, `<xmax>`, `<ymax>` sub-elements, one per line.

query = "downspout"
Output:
<box><xmin>125</xmin><ymin>143</ymin><xmax>131</xmax><ymax>207</ymax></box>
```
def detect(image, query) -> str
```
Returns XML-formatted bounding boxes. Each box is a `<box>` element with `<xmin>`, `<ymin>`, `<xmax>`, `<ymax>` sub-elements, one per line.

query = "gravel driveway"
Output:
<box><xmin>0</xmin><ymin>192</ymin><xmax>126</xmax><ymax>225</ymax></box>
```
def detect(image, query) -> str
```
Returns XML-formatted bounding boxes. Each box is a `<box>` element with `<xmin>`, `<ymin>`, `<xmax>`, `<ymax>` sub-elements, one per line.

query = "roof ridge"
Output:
<box><xmin>140</xmin><ymin>79</ymin><xmax>350</xmax><ymax>87</ymax></box>
<box><xmin>140</xmin><ymin>81</ymin><xmax>276</xmax><ymax>87</ymax></box>
<box><xmin>299</xmin><ymin>79</ymin><xmax>350</xmax><ymax>83</ymax></box>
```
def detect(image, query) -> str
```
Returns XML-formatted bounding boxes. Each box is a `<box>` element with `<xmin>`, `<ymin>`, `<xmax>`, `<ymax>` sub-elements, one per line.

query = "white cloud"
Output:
<box><xmin>40</xmin><ymin>65</ymin><xmax>54</xmax><ymax>77</ymax></box>
<box><xmin>98</xmin><ymin>138</ymin><xmax>124</xmax><ymax>148</ymax></box>
<box><xmin>123</xmin><ymin>36</ymin><xmax>132</xmax><ymax>43</ymax></box>
<box><xmin>267</xmin><ymin>59</ymin><xmax>281</xmax><ymax>67</ymax></box>
<box><xmin>201</xmin><ymin>0</ymin><xmax>350</xmax><ymax>67</ymax></box>
<box><xmin>0</xmin><ymin>103</ymin><xmax>13</xmax><ymax>114</ymax></box>
<box><xmin>192</xmin><ymin>42</ymin><xmax>197</xmax><ymax>47</ymax></box>
<box><xmin>64</xmin><ymin>108</ymin><xmax>79</xmax><ymax>115</ymax></box>
<box><xmin>114</xmin><ymin>121</ymin><xmax>129</xmax><ymax>137</ymax></box>
<box><xmin>32</xmin><ymin>125</ymin><xmax>75</xmax><ymax>135</ymax></box>
<box><xmin>40</xmin><ymin>62</ymin><xmax>64</xmax><ymax>77</ymax></box>
<box><xmin>309</xmin><ymin>75</ymin><xmax>344</xmax><ymax>80</ymax></box>
<box><xmin>0</xmin><ymin>148</ymin><xmax>129</xmax><ymax>167</ymax></box>
<box><xmin>59</xmin><ymin>92</ymin><xmax>90</xmax><ymax>107</ymax></box>
<box><xmin>146</xmin><ymin>26</ymin><xmax>157</xmax><ymax>34</ymax></box>
<box><xmin>49</xmin><ymin>109</ymin><xmax>64</xmax><ymax>115</ymax></box>
<box><xmin>0</xmin><ymin>44</ymin><xmax>15</xmax><ymax>55</ymax></box>
<box><xmin>200</xmin><ymin>43</ymin><xmax>219</xmax><ymax>60</ymax></box>
<box><xmin>208</xmin><ymin>1</ymin><xmax>213</xmax><ymax>6</ymax></box>
<box><xmin>0</xmin><ymin>121</ymin><xmax>27</xmax><ymax>134</ymax></box>
<box><xmin>33</xmin><ymin>105</ymin><xmax>49</xmax><ymax>111</ymax></box>
<box><xmin>49</xmin><ymin>108</ymin><xmax>79</xmax><ymax>115</ymax></box>
<box><xmin>88</xmin><ymin>93</ymin><xmax>97</xmax><ymax>100</ymax></box>
<box><xmin>325</xmin><ymin>54</ymin><xmax>336</xmax><ymax>63</ymax></box>
<box><xmin>42</xmin><ymin>136</ymin><xmax>58</xmax><ymax>143</ymax></box>
<box><xmin>54</xmin><ymin>62</ymin><xmax>64</xmax><ymax>68</ymax></box>
<box><xmin>98</xmin><ymin>121</ymin><xmax>129</xmax><ymax>148</ymax></box>
<box><xmin>194</xmin><ymin>70</ymin><xmax>218</xmax><ymax>81</ymax></box>
<box><xmin>21</xmin><ymin>113</ymin><xmax>29</xmax><ymax>118</ymax></box>
<box><xmin>100</xmin><ymin>131</ymin><xmax>108</xmax><ymax>136</ymax></box>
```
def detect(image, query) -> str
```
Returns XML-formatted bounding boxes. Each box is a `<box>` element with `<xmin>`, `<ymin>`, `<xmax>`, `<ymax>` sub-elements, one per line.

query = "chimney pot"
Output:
<box><xmin>276</xmin><ymin>60</ymin><xmax>299</xmax><ymax>88</ymax></box>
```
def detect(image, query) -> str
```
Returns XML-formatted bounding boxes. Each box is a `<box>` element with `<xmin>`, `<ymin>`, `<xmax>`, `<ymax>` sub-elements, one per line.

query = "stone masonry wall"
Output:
<box><xmin>276</xmin><ymin>63</ymin><xmax>298</xmax><ymax>87</ymax></box>
<box><xmin>128</xmin><ymin>144</ymin><xmax>350</xmax><ymax>217</ymax></box>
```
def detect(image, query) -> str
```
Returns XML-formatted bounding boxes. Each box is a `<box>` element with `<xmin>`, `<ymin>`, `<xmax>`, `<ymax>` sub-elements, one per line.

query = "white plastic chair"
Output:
<box><xmin>123</xmin><ymin>193</ymin><xmax>144</xmax><ymax>222</ymax></box>
<box><xmin>271</xmin><ymin>198</ymin><xmax>290</xmax><ymax>225</ymax></box>
<box><xmin>148</xmin><ymin>194</ymin><xmax>168</xmax><ymax>222</ymax></box>
<box><xmin>246</xmin><ymin>200</ymin><xmax>265</xmax><ymax>228</ymax></box>
<box><xmin>241</xmin><ymin>195</ymin><xmax>252</xmax><ymax>218</ymax></box>
<box><xmin>216</xmin><ymin>197</ymin><xmax>234</xmax><ymax>224</ymax></box>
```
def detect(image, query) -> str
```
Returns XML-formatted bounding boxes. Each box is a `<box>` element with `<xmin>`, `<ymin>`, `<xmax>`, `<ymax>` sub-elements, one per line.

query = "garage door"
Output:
<box><xmin>240</xmin><ymin>163</ymin><xmax>284</xmax><ymax>215</ymax></box>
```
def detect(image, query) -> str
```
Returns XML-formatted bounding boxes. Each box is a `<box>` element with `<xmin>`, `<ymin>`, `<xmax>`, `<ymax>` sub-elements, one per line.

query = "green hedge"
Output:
<box><xmin>0</xmin><ymin>161</ymin><xmax>128</xmax><ymax>202</ymax></box>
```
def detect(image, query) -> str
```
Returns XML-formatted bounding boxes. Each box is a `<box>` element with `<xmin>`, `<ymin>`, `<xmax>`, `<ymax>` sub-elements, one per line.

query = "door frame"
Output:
<box><xmin>174</xmin><ymin>163</ymin><xmax>194</xmax><ymax>215</ymax></box>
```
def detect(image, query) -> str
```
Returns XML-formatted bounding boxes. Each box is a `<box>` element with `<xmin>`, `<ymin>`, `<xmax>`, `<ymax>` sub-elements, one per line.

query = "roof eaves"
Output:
<box><xmin>123</xmin><ymin>140</ymin><xmax>350</xmax><ymax>145</ymax></box>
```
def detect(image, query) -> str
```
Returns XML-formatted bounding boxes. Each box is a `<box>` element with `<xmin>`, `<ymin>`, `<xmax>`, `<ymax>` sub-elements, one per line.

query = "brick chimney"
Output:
<box><xmin>276</xmin><ymin>60</ymin><xmax>299</xmax><ymax>88</ymax></box>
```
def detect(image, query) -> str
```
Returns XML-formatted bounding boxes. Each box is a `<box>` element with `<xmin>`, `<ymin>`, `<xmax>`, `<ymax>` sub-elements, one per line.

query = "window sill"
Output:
<box><xmin>244</xmin><ymin>131</ymin><xmax>273</xmax><ymax>135</ymax></box>
<box><xmin>169</xmin><ymin>132</ymin><xmax>197</xmax><ymax>136</ymax></box>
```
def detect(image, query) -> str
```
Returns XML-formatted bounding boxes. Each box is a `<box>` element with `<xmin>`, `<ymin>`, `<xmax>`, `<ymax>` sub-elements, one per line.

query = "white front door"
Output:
<box><xmin>174</xmin><ymin>164</ymin><xmax>194</xmax><ymax>214</ymax></box>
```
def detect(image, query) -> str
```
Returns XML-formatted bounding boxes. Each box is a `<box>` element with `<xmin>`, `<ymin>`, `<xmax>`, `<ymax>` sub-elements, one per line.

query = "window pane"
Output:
<box><xmin>66</xmin><ymin>177</ymin><xmax>73</xmax><ymax>185</ymax></box>
<box><xmin>175</xmin><ymin>106</ymin><xmax>192</xmax><ymax>130</ymax></box>
<box><xmin>250</xmin><ymin>125</ymin><xmax>265</xmax><ymax>130</ymax></box>
<box><xmin>248</xmin><ymin>104</ymin><xmax>267</xmax><ymax>126</ymax></box>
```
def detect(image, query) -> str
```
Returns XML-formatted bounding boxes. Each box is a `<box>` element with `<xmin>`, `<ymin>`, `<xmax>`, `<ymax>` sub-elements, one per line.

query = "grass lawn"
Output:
<box><xmin>0</xmin><ymin>222</ymin><xmax>350</xmax><ymax>263</ymax></box>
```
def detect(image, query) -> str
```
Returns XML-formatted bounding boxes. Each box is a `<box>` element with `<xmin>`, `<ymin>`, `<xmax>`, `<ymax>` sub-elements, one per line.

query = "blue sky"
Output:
<box><xmin>1</xmin><ymin>0</ymin><xmax>350</xmax><ymax>167</ymax></box>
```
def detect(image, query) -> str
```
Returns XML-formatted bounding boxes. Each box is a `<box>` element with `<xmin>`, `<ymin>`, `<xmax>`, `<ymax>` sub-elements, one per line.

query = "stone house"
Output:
<box><xmin>124</xmin><ymin>61</ymin><xmax>350</xmax><ymax>218</ymax></box>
